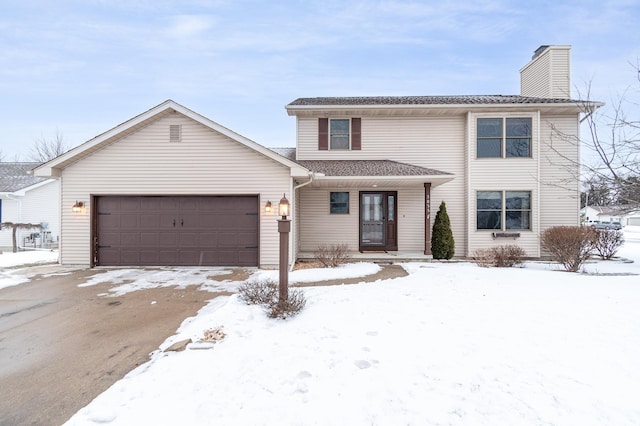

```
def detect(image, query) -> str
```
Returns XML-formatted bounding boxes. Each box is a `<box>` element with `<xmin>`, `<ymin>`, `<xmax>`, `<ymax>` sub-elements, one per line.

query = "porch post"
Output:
<box><xmin>424</xmin><ymin>183</ymin><xmax>431</xmax><ymax>255</ymax></box>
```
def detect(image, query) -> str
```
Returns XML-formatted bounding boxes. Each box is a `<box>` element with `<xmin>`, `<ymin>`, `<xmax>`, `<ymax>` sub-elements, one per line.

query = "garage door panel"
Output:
<box><xmin>119</xmin><ymin>250</ymin><xmax>141</xmax><ymax>264</ymax></box>
<box><xmin>140</xmin><ymin>232</ymin><xmax>159</xmax><ymax>246</ymax></box>
<box><xmin>140</xmin><ymin>251</ymin><xmax>160</xmax><ymax>265</ymax></box>
<box><xmin>99</xmin><ymin>232</ymin><xmax>121</xmax><ymax>246</ymax></box>
<box><xmin>138</xmin><ymin>214</ymin><xmax>161</xmax><ymax>229</ymax></box>
<box><xmin>120</xmin><ymin>214</ymin><xmax>140</xmax><ymax>229</ymax></box>
<box><xmin>178</xmin><ymin>232</ymin><xmax>200</xmax><ymax>248</ymax></box>
<box><xmin>120</xmin><ymin>198</ymin><xmax>141</xmax><ymax>211</ymax></box>
<box><xmin>120</xmin><ymin>233</ymin><xmax>139</xmax><ymax>247</ymax></box>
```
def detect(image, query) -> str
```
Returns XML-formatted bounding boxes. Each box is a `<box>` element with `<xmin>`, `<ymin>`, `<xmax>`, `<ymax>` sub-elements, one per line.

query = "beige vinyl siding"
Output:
<box><xmin>521</xmin><ymin>53</ymin><xmax>551</xmax><ymax>98</ymax></box>
<box><xmin>298</xmin><ymin>187</ymin><xmax>426</xmax><ymax>253</ymax></box>
<box><xmin>21</xmin><ymin>181</ymin><xmax>60</xmax><ymax>245</ymax></box>
<box><xmin>298</xmin><ymin>115</ymin><xmax>467</xmax><ymax>256</ymax></box>
<box><xmin>549</xmin><ymin>49</ymin><xmax>571</xmax><ymax>98</ymax></box>
<box><xmin>520</xmin><ymin>46</ymin><xmax>571</xmax><ymax>99</ymax></box>
<box><xmin>298</xmin><ymin>190</ymin><xmax>359</xmax><ymax>252</ymax></box>
<box><xmin>539</xmin><ymin>113</ymin><xmax>580</xmax><ymax>232</ymax></box>
<box><xmin>59</xmin><ymin>112</ymin><xmax>291</xmax><ymax>267</ymax></box>
<box><xmin>396</xmin><ymin>187</ymin><xmax>428</xmax><ymax>252</ymax></box>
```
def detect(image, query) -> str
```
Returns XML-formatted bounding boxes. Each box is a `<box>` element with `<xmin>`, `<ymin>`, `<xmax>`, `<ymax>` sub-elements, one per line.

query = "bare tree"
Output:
<box><xmin>549</xmin><ymin>63</ymin><xmax>640</xmax><ymax>212</ymax></box>
<box><xmin>30</xmin><ymin>130</ymin><xmax>69</xmax><ymax>162</ymax></box>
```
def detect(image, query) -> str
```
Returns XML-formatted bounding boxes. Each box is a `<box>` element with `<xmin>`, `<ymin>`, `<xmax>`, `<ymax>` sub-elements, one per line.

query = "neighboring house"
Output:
<box><xmin>582</xmin><ymin>205</ymin><xmax>640</xmax><ymax>226</ymax></box>
<box><xmin>34</xmin><ymin>45</ymin><xmax>598</xmax><ymax>267</ymax></box>
<box><xmin>0</xmin><ymin>162</ymin><xmax>60</xmax><ymax>250</ymax></box>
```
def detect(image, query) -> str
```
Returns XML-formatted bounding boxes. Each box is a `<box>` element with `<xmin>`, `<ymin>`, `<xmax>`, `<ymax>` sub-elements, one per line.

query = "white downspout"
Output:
<box><xmin>289</xmin><ymin>171</ymin><xmax>315</xmax><ymax>271</ymax></box>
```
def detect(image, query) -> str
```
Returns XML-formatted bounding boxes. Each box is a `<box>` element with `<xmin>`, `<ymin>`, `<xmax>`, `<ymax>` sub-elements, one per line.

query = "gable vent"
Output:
<box><xmin>169</xmin><ymin>125</ymin><xmax>182</xmax><ymax>143</ymax></box>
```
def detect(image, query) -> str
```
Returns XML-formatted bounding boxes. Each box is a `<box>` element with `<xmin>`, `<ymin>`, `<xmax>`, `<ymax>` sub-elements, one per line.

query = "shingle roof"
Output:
<box><xmin>297</xmin><ymin>160</ymin><xmax>450</xmax><ymax>177</ymax></box>
<box><xmin>0</xmin><ymin>162</ymin><xmax>47</xmax><ymax>192</ymax></box>
<box><xmin>270</xmin><ymin>148</ymin><xmax>451</xmax><ymax>177</ymax></box>
<box><xmin>287</xmin><ymin>95</ymin><xmax>582</xmax><ymax>106</ymax></box>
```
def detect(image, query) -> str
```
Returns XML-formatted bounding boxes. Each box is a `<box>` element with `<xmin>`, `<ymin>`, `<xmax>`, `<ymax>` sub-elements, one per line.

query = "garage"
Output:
<box><xmin>94</xmin><ymin>195</ymin><xmax>259</xmax><ymax>266</ymax></box>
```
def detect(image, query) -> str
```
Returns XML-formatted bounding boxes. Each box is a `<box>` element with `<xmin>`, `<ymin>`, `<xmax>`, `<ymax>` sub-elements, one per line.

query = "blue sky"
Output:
<box><xmin>1</xmin><ymin>0</ymin><xmax>638</xmax><ymax>160</ymax></box>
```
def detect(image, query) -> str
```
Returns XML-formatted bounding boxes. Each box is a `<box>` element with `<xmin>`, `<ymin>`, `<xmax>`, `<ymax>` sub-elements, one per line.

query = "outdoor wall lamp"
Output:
<box><xmin>278</xmin><ymin>194</ymin><xmax>289</xmax><ymax>219</ymax></box>
<box><xmin>72</xmin><ymin>201</ymin><xmax>85</xmax><ymax>213</ymax></box>
<box><xmin>265</xmin><ymin>200</ymin><xmax>272</xmax><ymax>213</ymax></box>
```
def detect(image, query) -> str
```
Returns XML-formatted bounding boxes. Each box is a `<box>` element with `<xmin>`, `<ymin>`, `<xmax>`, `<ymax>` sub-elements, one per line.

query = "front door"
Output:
<box><xmin>359</xmin><ymin>192</ymin><xmax>398</xmax><ymax>251</ymax></box>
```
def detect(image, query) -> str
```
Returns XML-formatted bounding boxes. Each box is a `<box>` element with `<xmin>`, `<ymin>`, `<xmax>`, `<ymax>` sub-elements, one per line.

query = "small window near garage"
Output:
<box><xmin>330</xmin><ymin>192</ymin><xmax>349</xmax><ymax>214</ymax></box>
<box><xmin>170</xmin><ymin>125</ymin><xmax>182</xmax><ymax>143</ymax></box>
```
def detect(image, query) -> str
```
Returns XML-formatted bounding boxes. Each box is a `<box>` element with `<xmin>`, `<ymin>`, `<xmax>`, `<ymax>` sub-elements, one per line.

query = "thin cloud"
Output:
<box><xmin>166</xmin><ymin>14</ymin><xmax>216</xmax><ymax>38</ymax></box>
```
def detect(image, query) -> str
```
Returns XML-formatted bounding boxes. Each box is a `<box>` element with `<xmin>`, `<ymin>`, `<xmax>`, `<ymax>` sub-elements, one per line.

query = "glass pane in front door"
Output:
<box><xmin>361</xmin><ymin>193</ymin><xmax>384</xmax><ymax>245</ymax></box>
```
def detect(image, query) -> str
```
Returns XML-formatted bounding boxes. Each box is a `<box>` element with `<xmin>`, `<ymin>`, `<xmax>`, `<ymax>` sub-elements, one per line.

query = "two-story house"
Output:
<box><xmin>35</xmin><ymin>45</ymin><xmax>598</xmax><ymax>267</ymax></box>
<box><xmin>285</xmin><ymin>45</ymin><xmax>596</xmax><ymax>259</ymax></box>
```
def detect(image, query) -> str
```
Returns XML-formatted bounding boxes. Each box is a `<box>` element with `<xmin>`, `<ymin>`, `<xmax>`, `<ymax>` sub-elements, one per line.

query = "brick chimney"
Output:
<box><xmin>520</xmin><ymin>45</ymin><xmax>571</xmax><ymax>98</ymax></box>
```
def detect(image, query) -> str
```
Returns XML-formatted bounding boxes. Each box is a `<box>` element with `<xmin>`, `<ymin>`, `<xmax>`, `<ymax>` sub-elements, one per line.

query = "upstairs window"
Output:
<box><xmin>330</xmin><ymin>119</ymin><xmax>350</xmax><ymax>150</ymax></box>
<box><xmin>318</xmin><ymin>118</ymin><xmax>361</xmax><ymax>151</ymax></box>
<box><xmin>477</xmin><ymin>117</ymin><xmax>531</xmax><ymax>158</ymax></box>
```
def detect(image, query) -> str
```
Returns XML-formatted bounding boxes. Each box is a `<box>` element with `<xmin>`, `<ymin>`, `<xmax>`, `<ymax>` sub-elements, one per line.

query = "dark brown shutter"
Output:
<box><xmin>351</xmin><ymin>118</ymin><xmax>361</xmax><ymax>150</ymax></box>
<box><xmin>318</xmin><ymin>118</ymin><xmax>328</xmax><ymax>150</ymax></box>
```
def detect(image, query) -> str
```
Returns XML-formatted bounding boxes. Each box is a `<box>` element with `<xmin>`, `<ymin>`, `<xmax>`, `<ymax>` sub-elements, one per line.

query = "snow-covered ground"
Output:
<box><xmin>0</xmin><ymin>249</ymin><xmax>59</xmax><ymax>290</ymax></box>
<box><xmin>3</xmin><ymin>229</ymin><xmax>640</xmax><ymax>425</ymax></box>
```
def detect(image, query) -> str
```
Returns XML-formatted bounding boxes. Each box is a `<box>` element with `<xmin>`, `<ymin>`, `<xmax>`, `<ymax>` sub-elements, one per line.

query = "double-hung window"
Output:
<box><xmin>330</xmin><ymin>119</ymin><xmax>350</xmax><ymax>150</ymax></box>
<box><xmin>477</xmin><ymin>117</ymin><xmax>531</xmax><ymax>158</ymax></box>
<box><xmin>330</xmin><ymin>192</ymin><xmax>349</xmax><ymax>214</ymax></box>
<box><xmin>477</xmin><ymin>191</ymin><xmax>531</xmax><ymax>230</ymax></box>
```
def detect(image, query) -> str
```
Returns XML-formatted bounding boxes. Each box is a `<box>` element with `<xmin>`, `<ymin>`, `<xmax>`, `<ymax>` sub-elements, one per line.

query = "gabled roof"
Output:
<box><xmin>34</xmin><ymin>100</ymin><xmax>309</xmax><ymax>178</ymax></box>
<box><xmin>287</xmin><ymin>95</ymin><xmax>584</xmax><ymax>106</ymax></box>
<box><xmin>0</xmin><ymin>162</ymin><xmax>48</xmax><ymax>192</ymax></box>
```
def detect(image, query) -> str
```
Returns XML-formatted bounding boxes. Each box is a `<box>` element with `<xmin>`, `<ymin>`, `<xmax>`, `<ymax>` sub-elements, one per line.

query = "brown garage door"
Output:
<box><xmin>95</xmin><ymin>196</ymin><xmax>259</xmax><ymax>266</ymax></box>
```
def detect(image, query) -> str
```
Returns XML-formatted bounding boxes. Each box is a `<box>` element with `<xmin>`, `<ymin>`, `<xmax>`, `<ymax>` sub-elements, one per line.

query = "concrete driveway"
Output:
<box><xmin>0</xmin><ymin>266</ymin><xmax>233</xmax><ymax>426</ymax></box>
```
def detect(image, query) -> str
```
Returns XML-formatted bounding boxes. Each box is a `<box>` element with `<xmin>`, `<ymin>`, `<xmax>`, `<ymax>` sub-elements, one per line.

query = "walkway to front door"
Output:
<box><xmin>359</xmin><ymin>191</ymin><xmax>397</xmax><ymax>251</ymax></box>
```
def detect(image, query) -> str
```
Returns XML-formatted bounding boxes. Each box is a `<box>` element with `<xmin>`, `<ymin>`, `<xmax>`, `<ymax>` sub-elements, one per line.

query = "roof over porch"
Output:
<box><xmin>271</xmin><ymin>148</ymin><xmax>454</xmax><ymax>189</ymax></box>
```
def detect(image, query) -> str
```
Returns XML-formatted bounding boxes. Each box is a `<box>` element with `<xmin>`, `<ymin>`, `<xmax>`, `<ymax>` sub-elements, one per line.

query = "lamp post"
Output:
<box><xmin>278</xmin><ymin>194</ymin><xmax>290</xmax><ymax>303</ymax></box>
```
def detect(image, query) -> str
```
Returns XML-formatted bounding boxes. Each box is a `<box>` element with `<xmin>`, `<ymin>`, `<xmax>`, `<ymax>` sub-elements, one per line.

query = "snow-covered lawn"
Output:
<box><xmin>3</xmin><ymin>230</ymin><xmax>640</xmax><ymax>425</ymax></box>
